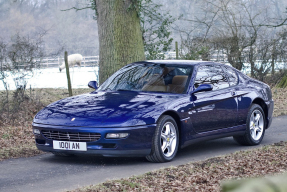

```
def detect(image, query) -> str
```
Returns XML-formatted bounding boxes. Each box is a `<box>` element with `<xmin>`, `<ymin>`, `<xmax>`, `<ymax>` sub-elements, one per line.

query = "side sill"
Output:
<box><xmin>181</xmin><ymin>124</ymin><xmax>246</xmax><ymax>149</ymax></box>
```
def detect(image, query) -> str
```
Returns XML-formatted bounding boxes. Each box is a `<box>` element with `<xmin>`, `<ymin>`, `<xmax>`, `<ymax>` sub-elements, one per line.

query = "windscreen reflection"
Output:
<box><xmin>98</xmin><ymin>64</ymin><xmax>193</xmax><ymax>94</ymax></box>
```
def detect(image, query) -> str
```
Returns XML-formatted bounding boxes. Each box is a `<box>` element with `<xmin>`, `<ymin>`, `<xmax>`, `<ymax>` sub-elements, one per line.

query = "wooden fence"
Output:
<box><xmin>39</xmin><ymin>55</ymin><xmax>99</xmax><ymax>68</ymax></box>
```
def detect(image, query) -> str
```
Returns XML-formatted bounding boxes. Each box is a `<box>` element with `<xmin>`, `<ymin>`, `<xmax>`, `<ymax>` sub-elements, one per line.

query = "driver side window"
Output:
<box><xmin>194</xmin><ymin>65</ymin><xmax>229</xmax><ymax>91</ymax></box>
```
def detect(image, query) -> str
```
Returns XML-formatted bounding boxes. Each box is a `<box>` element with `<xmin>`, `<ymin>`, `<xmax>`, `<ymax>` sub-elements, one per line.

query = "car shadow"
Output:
<box><xmin>41</xmin><ymin>153</ymin><xmax>147</xmax><ymax>166</ymax></box>
<box><xmin>39</xmin><ymin>136</ymin><xmax>258</xmax><ymax>167</ymax></box>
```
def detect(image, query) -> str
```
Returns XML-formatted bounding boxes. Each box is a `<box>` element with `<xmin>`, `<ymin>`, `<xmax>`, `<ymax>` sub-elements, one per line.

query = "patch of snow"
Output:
<box><xmin>0</xmin><ymin>66</ymin><xmax>99</xmax><ymax>90</ymax></box>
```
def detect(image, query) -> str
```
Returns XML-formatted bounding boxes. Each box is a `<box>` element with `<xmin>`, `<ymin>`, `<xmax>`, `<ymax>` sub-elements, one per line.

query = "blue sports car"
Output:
<box><xmin>32</xmin><ymin>60</ymin><xmax>274</xmax><ymax>162</ymax></box>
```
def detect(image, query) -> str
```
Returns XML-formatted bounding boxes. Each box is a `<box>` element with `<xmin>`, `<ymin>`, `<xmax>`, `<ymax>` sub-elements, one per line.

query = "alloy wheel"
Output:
<box><xmin>249</xmin><ymin>109</ymin><xmax>264</xmax><ymax>141</ymax></box>
<box><xmin>161</xmin><ymin>122</ymin><xmax>177</xmax><ymax>158</ymax></box>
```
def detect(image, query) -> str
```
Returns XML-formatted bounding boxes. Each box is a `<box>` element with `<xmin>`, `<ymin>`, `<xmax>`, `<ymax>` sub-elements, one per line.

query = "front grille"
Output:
<box><xmin>41</xmin><ymin>130</ymin><xmax>101</xmax><ymax>142</ymax></box>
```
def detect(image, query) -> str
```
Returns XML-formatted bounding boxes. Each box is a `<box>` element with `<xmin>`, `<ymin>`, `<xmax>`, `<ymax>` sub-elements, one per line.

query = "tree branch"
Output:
<box><xmin>259</xmin><ymin>17</ymin><xmax>287</xmax><ymax>27</ymax></box>
<box><xmin>61</xmin><ymin>6</ymin><xmax>94</xmax><ymax>12</ymax></box>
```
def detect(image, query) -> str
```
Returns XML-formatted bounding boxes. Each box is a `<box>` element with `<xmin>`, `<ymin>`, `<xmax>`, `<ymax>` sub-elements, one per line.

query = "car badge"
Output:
<box><xmin>71</xmin><ymin>118</ymin><xmax>76</xmax><ymax>121</ymax></box>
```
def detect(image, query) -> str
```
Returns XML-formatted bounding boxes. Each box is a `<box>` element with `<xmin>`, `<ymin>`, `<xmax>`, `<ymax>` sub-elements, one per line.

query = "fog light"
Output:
<box><xmin>33</xmin><ymin>129</ymin><xmax>40</xmax><ymax>135</ymax></box>
<box><xmin>106</xmin><ymin>133</ymin><xmax>129</xmax><ymax>139</ymax></box>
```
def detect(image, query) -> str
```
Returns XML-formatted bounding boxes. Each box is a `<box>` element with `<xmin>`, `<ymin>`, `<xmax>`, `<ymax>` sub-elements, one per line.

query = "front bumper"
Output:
<box><xmin>32</xmin><ymin>123</ymin><xmax>156</xmax><ymax>157</ymax></box>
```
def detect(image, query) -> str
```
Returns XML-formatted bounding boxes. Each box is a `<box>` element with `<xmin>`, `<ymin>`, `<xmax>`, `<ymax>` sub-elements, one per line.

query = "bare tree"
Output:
<box><xmin>178</xmin><ymin>0</ymin><xmax>287</xmax><ymax>83</ymax></box>
<box><xmin>0</xmin><ymin>32</ymin><xmax>47</xmax><ymax>124</ymax></box>
<box><xmin>0</xmin><ymin>0</ymin><xmax>99</xmax><ymax>56</ymax></box>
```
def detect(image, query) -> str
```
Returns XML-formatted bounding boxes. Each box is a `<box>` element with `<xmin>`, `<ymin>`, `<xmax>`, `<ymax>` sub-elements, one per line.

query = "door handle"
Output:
<box><xmin>231</xmin><ymin>91</ymin><xmax>236</xmax><ymax>96</ymax></box>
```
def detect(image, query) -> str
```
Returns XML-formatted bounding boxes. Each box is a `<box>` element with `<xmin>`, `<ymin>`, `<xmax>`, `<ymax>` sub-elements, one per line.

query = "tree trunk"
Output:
<box><xmin>226</xmin><ymin>36</ymin><xmax>243</xmax><ymax>71</ymax></box>
<box><xmin>95</xmin><ymin>0</ymin><xmax>145</xmax><ymax>84</ymax></box>
<box><xmin>271</xmin><ymin>42</ymin><xmax>276</xmax><ymax>75</ymax></box>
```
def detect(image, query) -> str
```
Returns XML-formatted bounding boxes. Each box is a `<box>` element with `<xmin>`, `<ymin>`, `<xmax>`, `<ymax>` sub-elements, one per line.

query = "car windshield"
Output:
<box><xmin>98</xmin><ymin>63</ymin><xmax>193</xmax><ymax>94</ymax></box>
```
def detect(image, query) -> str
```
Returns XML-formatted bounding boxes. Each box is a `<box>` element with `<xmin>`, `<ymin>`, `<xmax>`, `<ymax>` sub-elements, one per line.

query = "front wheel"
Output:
<box><xmin>146</xmin><ymin>115</ymin><xmax>179</xmax><ymax>163</ymax></box>
<box><xmin>233</xmin><ymin>104</ymin><xmax>265</xmax><ymax>145</ymax></box>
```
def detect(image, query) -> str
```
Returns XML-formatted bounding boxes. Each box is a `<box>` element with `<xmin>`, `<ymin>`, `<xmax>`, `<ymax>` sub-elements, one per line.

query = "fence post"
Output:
<box><xmin>175</xmin><ymin>41</ymin><xmax>179</xmax><ymax>59</ymax></box>
<box><xmin>65</xmin><ymin>51</ymin><xmax>73</xmax><ymax>96</ymax></box>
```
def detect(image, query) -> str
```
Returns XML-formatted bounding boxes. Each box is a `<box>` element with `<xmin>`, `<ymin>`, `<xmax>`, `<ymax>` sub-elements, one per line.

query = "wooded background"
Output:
<box><xmin>1</xmin><ymin>0</ymin><xmax>287</xmax><ymax>84</ymax></box>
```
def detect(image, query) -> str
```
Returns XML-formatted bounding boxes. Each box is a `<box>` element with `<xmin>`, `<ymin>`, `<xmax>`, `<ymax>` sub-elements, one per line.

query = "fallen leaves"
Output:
<box><xmin>70</xmin><ymin>142</ymin><xmax>287</xmax><ymax>192</ymax></box>
<box><xmin>0</xmin><ymin>122</ymin><xmax>44</xmax><ymax>161</ymax></box>
<box><xmin>0</xmin><ymin>88</ymin><xmax>91</xmax><ymax>161</ymax></box>
<box><xmin>272</xmin><ymin>88</ymin><xmax>287</xmax><ymax>117</ymax></box>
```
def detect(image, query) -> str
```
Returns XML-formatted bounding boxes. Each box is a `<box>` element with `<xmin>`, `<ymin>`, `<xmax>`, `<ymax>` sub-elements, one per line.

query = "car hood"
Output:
<box><xmin>33</xmin><ymin>91</ymin><xmax>181</xmax><ymax>127</ymax></box>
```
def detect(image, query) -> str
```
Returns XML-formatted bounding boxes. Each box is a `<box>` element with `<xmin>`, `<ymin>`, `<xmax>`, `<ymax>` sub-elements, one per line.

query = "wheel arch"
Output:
<box><xmin>252</xmin><ymin>97</ymin><xmax>268</xmax><ymax>127</ymax></box>
<box><xmin>159</xmin><ymin>110</ymin><xmax>182</xmax><ymax>146</ymax></box>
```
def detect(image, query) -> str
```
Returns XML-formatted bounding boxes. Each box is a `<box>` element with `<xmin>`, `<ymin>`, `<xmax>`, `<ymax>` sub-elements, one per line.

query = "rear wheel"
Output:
<box><xmin>233</xmin><ymin>104</ymin><xmax>265</xmax><ymax>145</ymax></box>
<box><xmin>146</xmin><ymin>115</ymin><xmax>179</xmax><ymax>163</ymax></box>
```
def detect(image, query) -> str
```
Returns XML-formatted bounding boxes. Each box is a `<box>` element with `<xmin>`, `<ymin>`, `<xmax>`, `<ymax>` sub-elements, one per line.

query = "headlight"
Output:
<box><xmin>33</xmin><ymin>129</ymin><xmax>41</xmax><ymax>135</ymax></box>
<box><xmin>106</xmin><ymin>133</ymin><xmax>129</xmax><ymax>139</ymax></box>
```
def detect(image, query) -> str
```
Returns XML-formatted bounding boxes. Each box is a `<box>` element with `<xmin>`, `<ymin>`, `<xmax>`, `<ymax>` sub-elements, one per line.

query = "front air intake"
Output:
<box><xmin>41</xmin><ymin>130</ymin><xmax>101</xmax><ymax>142</ymax></box>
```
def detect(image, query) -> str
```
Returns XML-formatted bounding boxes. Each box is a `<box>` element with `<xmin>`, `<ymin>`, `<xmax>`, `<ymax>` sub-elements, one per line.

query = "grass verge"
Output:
<box><xmin>272</xmin><ymin>88</ymin><xmax>287</xmax><ymax>116</ymax></box>
<box><xmin>0</xmin><ymin>123</ymin><xmax>44</xmax><ymax>161</ymax></box>
<box><xmin>0</xmin><ymin>88</ymin><xmax>91</xmax><ymax>161</ymax></box>
<box><xmin>69</xmin><ymin>142</ymin><xmax>287</xmax><ymax>192</ymax></box>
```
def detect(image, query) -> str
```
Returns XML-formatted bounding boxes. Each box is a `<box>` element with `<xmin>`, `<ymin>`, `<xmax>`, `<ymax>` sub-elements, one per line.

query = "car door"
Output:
<box><xmin>222</xmin><ymin>65</ymin><xmax>243</xmax><ymax>126</ymax></box>
<box><xmin>189</xmin><ymin>64</ymin><xmax>238</xmax><ymax>133</ymax></box>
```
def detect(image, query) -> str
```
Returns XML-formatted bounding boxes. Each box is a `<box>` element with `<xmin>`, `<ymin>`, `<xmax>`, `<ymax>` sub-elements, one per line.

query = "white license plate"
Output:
<box><xmin>53</xmin><ymin>141</ymin><xmax>87</xmax><ymax>151</ymax></box>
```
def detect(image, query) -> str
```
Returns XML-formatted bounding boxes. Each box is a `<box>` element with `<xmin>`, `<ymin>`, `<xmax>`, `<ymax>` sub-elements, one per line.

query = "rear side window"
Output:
<box><xmin>194</xmin><ymin>65</ymin><xmax>229</xmax><ymax>91</ymax></box>
<box><xmin>224</xmin><ymin>66</ymin><xmax>238</xmax><ymax>86</ymax></box>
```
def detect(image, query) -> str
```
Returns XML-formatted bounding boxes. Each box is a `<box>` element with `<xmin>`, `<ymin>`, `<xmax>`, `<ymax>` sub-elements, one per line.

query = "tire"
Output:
<box><xmin>233</xmin><ymin>104</ymin><xmax>266</xmax><ymax>146</ymax></box>
<box><xmin>146</xmin><ymin>115</ymin><xmax>179</xmax><ymax>163</ymax></box>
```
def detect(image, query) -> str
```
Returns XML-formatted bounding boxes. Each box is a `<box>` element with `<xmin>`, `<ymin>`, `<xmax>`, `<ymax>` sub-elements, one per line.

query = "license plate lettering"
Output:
<box><xmin>53</xmin><ymin>141</ymin><xmax>86</xmax><ymax>151</ymax></box>
<box><xmin>59</xmin><ymin>142</ymin><xmax>70</xmax><ymax>149</ymax></box>
<box><xmin>72</xmin><ymin>143</ymin><xmax>79</xmax><ymax>149</ymax></box>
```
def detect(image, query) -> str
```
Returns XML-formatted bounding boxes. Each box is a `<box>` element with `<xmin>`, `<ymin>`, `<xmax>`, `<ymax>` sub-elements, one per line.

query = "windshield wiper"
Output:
<box><xmin>117</xmin><ymin>89</ymin><xmax>138</xmax><ymax>92</ymax></box>
<box><xmin>102</xmin><ymin>88</ymin><xmax>112</xmax><ymax>91</ymax></box>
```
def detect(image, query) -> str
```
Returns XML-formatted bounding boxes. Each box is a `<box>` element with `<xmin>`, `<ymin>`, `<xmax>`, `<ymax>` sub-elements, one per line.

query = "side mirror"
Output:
<box><xmin>88</xmin><ymin>81</ymin><xmax>98</xmax><ymax>90</ymax></box>
<box><xmin>191</xmin><ymin>84</ymin><xmax>213</xmax><ymax>94</ymax></box>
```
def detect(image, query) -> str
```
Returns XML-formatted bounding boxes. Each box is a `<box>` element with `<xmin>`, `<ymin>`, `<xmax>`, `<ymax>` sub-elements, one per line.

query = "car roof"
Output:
<box><xmin>133</xmin><ymin>60</ymin><xmax>219</xmax><ymax>66</ymax></box>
